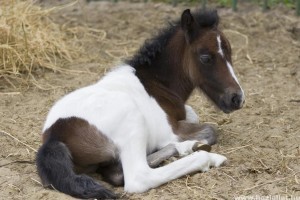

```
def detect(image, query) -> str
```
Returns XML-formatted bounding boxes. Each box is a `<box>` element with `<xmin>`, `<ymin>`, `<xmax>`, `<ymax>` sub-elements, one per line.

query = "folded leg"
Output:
<box><xmin>176</xmin><ymin>121</ymin><xmax>218</xmax><ymax>145</ymax></box>
<box><xmin>121</xmin><ymin>138</ymin><xmax>227</xmax><ymax>193</ymax></box>
<box><xmin>147</xmin><ymin>141</ymin><xmax>211</xmax><ymax>168</ymax></box>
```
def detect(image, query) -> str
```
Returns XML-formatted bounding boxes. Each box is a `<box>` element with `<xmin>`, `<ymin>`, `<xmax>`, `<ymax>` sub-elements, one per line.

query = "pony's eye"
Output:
<box><xmin>200</xmin><ymin>54</ymin><xmax>212</xmax><ymax>65</ymax></box>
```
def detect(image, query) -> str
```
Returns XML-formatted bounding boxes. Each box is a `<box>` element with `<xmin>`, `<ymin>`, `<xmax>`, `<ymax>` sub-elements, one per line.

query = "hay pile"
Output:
<box><xmin>0</xmin><ymin>1</ymin><xmax>78</xmax><ymax>79</ymax></box>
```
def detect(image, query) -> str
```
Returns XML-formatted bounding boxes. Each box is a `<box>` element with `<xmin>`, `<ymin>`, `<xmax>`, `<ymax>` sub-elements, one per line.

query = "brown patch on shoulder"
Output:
<box><xmin>43</xmin><ymin>117</ymin><xmax>118</xmax><ymax>167</ymax></box>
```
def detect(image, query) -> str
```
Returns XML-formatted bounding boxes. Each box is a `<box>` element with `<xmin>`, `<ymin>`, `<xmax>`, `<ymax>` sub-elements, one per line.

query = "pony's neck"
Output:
<box><xmin>133</xmin><ymin>29</ymin><xmax>194</xmax><ymax>122</ymax></box>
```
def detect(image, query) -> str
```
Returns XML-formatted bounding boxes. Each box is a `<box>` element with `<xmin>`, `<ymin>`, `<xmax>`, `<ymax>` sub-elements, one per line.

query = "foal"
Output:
<box><xmin>36</xmin><ymin>9</ymin><xmax>244</xmax><ymax>199</ymax></box>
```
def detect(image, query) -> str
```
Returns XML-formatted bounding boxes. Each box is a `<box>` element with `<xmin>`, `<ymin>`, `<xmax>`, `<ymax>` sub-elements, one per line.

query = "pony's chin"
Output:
<box><xmin>218</xmin><ymin>101</ymin><xmax>235</xmax><ymax>114</ymax></box>
<box><xmin>221</xmin><ymin>108</ymin><xmax>232</xmax><ymax>114</ymax></box>
<box><xmin>200</xmin><ymin>89</ymin><xmax>238</xmax><ymax>114</ymax></box>
<box><xmin>219</xmin><ymin>102</ymin><xmax>243</xmax><ymax>114</ymax></box>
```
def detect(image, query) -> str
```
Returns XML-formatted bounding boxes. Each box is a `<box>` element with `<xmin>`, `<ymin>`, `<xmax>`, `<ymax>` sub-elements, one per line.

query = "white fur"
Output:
<box><xmin>217</xmin><ymin>35</ymin><xmax>224</xmax><ymax>58</ymax></box>
<box><xmin>175</xmin><ymin>140</ymin><xmax>198</xmax><ymax>156</ymax></box>
<box><xmin>184</xmin><ymin>105</ymin><xmax>199</xmax><ymax>123</ymax></box>
<box><xmin>217</xmin><ymin>34</ymin><xmax>245</xmax><ymax>106</ymax></box>
<box><xmin>226</xmin><ymin>61</ymin><xmax>245</xmax><ymax>105</ymax></box>
<box><xmin>43</xmin><ymin>64</ymin><xmax>227</xmax><ymax>193</ymax></box>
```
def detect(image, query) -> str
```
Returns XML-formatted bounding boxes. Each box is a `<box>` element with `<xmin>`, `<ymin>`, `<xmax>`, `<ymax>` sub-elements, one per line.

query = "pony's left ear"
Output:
<box><xmin>181</xmin><ymin>9</ymin><xmax>197</xmax><ymax>43</ymax></box>
<box><xmin>212</xmin><ymin>10</ymin><xmax>219</xmax><ymax>28</ymax></box>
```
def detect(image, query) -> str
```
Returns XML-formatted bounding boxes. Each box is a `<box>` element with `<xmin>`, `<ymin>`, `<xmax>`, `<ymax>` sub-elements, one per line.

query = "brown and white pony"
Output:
<box><xmin>36</xmin><ymin>9</ymin><xmax>244</xmax><ymax>199</ymax></box>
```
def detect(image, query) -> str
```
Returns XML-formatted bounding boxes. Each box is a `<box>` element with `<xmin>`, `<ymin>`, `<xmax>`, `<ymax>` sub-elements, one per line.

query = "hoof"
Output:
<box><xmin>192</xmin><ymin>142</ymin><xmax>212</xmax><ymax>152</ymax></box>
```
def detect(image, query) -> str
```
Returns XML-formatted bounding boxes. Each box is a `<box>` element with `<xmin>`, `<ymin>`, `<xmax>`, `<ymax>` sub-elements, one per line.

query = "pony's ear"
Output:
<box><xmin>181</xmin><ymin>9</ymin><xmax>197</xmax><ymax>43</ymax></box>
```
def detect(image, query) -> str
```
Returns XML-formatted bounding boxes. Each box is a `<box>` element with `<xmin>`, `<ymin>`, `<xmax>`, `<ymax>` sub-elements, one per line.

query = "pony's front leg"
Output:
<box><xmin>121</xmin><ymin>138</ymin><xmax>227</xmax><ymax>193</ymax></box>
<box><xmin>176</xmin><ymin>121</ymin><xmax>218</xmax><ymax>145</ymax></box>
<box><xmin>182</xmin><ymin>105</ymin><xmax>218</xmax><ymax>145</ymax></box>
<box><xmin>147</xmin><ymin>141</ymin><xmax>211</xmax><ymax>168</ymax></box>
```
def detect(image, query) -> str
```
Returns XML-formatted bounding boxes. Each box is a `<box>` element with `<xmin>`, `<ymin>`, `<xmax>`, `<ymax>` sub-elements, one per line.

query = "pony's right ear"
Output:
<box><xmin>181</xmin><ymin>9</ymin><xmax>197</xmax><ymax>43</ymax></box>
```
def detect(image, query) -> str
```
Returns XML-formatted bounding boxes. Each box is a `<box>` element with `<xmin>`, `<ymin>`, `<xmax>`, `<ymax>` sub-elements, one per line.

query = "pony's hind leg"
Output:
<box><xmin>38</xmin><ymin>117</ymin><xmax>118</xmax><ymax>199</ymax></box>
<box><xmin>97</xmin><ymin>161</ymin><xmax>124</xmax><ymax>186</ymax></box>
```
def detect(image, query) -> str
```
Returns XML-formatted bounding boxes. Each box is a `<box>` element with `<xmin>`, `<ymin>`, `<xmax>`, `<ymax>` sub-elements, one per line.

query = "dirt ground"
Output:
<box><xmin>1</xmin><ymin>1</ymin><xmax>300</xmax><ymax>199</ymax></box>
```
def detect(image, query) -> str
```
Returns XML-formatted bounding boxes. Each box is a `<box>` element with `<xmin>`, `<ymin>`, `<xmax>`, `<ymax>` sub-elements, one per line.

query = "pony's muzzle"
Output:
<box><xmin>220</xmin><ymin>90</ymin><xmax>245</xmax><ymax>113</ymax></box>
<box><xmin>230</xmin><ymin>92</ymin><xmax>244</xmax><ymax>110</ymax></box>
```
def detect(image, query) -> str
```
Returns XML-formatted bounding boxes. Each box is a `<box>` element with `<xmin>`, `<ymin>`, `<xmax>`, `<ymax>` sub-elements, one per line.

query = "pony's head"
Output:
<box><xmin>181</xmin><ymin>9</ymin><xmax>245</xmax><ymax>113</ymax></box>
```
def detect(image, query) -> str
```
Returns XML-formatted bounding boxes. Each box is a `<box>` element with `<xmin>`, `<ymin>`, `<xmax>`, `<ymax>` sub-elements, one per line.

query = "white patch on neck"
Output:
<box><xmin>217</xmin><ymin>35</ymin><xmax>224</xmax><ymax>58</ymax></box>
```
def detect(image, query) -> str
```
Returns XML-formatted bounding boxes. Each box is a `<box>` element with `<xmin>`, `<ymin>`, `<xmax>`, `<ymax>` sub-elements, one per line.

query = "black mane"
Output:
<box><xmin>126</xmin><ymin>9</ymin><xmax>219</xmax><ymax>68</ymax></box>
<box><xmin>193</xmin><ymin>9</ymin><xmax>219</xmax><ymax>28</ymax></box>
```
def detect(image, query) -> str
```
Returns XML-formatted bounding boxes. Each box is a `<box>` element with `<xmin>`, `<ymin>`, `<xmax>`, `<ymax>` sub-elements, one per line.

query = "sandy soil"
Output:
<box><xmin>1</xmin><ymin>1</ymin><xmax>300</xmax><ymax>199</ymax></box>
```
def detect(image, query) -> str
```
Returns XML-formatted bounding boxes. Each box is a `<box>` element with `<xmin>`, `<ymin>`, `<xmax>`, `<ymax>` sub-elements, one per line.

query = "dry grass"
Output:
<box><xmin>0</xmin><ymin>0</ymin><xmax>79</xmax><ymax>81</ymax></box>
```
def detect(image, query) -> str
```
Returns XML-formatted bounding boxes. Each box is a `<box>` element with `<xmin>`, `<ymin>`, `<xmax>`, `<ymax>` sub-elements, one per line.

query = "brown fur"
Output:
<box><xmin>43</xmin><ymin>117</ymin><xmax>118</xmax><ymax>169</ymax></box>
<box><xmin>134</xmin><ymin>29</ymin><xmax>194</xmax><ymax>130</ymax></box>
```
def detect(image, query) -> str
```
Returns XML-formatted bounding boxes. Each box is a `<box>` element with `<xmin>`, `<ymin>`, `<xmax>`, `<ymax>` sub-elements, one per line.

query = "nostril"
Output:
<box><xmin>231</xmin><ymin>93</ymin><xmax>241</xmax><ymax>108</ymax></box>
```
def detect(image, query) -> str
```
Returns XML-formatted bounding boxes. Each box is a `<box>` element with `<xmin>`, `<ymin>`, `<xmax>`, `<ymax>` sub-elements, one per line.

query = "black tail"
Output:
<box><xmin>36</xmin><ymin>139</ymin><xmax>117</xmax><ymax>199</ymax></box>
